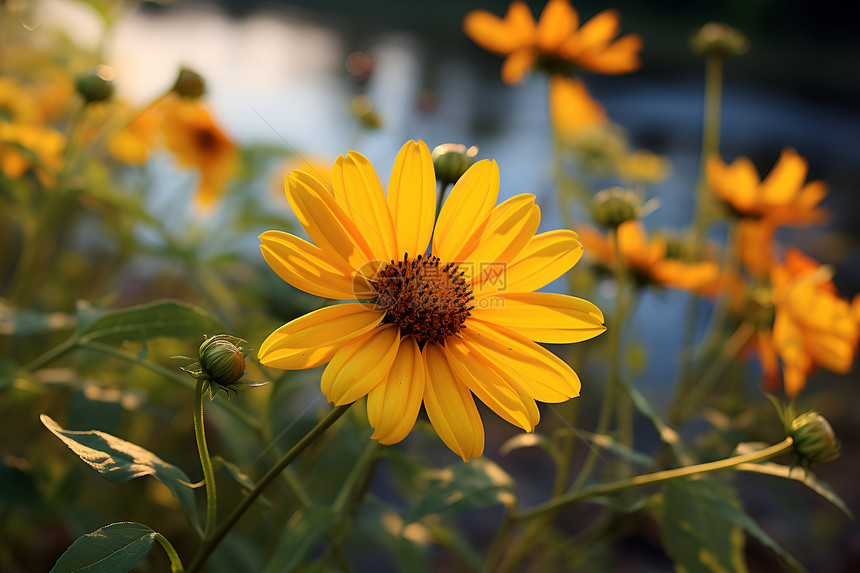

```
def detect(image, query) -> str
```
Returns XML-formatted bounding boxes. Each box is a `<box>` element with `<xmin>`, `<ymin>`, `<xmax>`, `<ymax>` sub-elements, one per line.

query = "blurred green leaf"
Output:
<box><xmin>621</xmin><ymin>377</ymin><xmax>693</xmax><ymax>464</ymax></box>
<box><xmin>737</xmin><ymin>460</ymin><xmax>853</xmax><ymax>519</ymax></box>
<box><xmin>661</xmin><ymin>479</ymin><xmax>748</xmax><ymax>573</ymax></box>
<box><xmin>50</xmin><ymin>522</ymin><xmax>157</xmax><ymax>573</ymax></box>
<box><xmin>76</xmin><ymin>299</ymin><xmax>224</xmax><ymax>345</ymax></box>
<box><xmin>212</xmin><ymin>455</ymin><xmax>272</xmax><ymax>510</ymax></box>
<box><xmin>40</xmin><ymin>414</ymin><xmax>201</xmax><ymax>536</ymax></box>
<box><xmin>262</xmin><ymin>507</ymin><xmax>337</xmax><ymax>573</ymax></box>
<box><xmin>0</xmin><ymin>302</ymin><xmax>75</xmax><ymax>336</ymax></box>
<box><xmin>405</xmin><ymin>458</ymin><xmax>515</xmax><ymax>524</ymax></box>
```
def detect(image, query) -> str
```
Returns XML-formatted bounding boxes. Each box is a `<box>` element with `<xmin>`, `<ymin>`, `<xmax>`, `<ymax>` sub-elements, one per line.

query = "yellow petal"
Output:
<box><xmin>259</xmin><ymin>304</ymin><xmax>383</xmax><ymax>370</ymax></box>
<box><xmin>387</xmin><ymin>140</ymin><xmax>436</xmax><ymax>259</ymax></box>
<box><xmin>549</xmin><ymin>75</ymin><xmax>607</xmax><ymax>136</ymax></box>
<box><xmin>462</xmin><ymin>194</ymin><xmax>541</xmax><ymax>283</ymax></box>
<box><xmin>442</xmin><ymin>338</ymin><xmax>540</xmax><ymax>432</ymax></box>
<box><xmin>259</xmin><ymin>231</ymin><xmax>356</xmax><ymax>300</ymax></box>
<box><xmin>501</xmin><ymin>47</ymin><xmax>537</xmax><ymax>85</ymax></box>
<box><xmin>577</xmin><ymin>34</ymin><xmax>642</xmax><ymax>74</ymax></box>
<box><xmin>760</xmin><ymin>148</ymin><xmax>807</xmax><ymax>205</ymax></box>
<box><xmin>367</xmin><ymin>335</ymin><xmax>425</xmax><ymax>445</ymax></box>
<box><xmin>286</xmin><ymin>170</ymin><xmax>375</xmax><ymax>270</ymax></box>
<box><xmin>463</xmin><ymin>5</ymin><xmax>533</xmax><ymax>55</ymax></box>
<box><xmin>423</xmin><ymin>342</ymin><xmax>484</xmax><ymax>461</ymax></box>
<box><xmin>462</xmin><ymin>321</ymin><xmax>582</xmax><ymax>403</ymax></box>
<box><xmin>475</xmin><ymin>229</ymin><xmax>582</xmax><ymax>297</ymax></box>
<box><xmin>433</xmin><ymin>159</ymin><xmax>499</xmax><ymax>261</ymax></box>
<box><xmin>470</xmin><ymin>292</ymin><xmax>605</xmax><ymax>343</ymax></box>
<box><xmin>321</xmin><ymin>325</ymin><xmax>400</xmax><ymax>405</ymax></box>
<box><xmin>537</xmin><ymin>0</ymin><xmax>579</xmax><ymax>52</ymax></box>
<box><xmin>565</xmin><ymin>9</ymin><xmax>620</xmax><ymax>57</ymax></box>
<box><xmin>332</xmin><ymin>151</ymin><xmax>398</xmax><ymax>262</ymax></box>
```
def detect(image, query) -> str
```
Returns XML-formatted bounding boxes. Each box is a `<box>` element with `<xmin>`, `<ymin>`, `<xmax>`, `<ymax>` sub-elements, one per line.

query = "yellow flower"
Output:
<box><xmin>463</xmin><ymin>0</ymin><xmax>642</xmax><ymax>85</ymax></box>
<box><xmin>549</xmin><ymin>74</ymin><xmax>607</xmax><ymax>139</ymax></box>
<box><xmin>765</xmin><ymin>249</ymin><xmax>859</xmax><ymax>397</ymax></box>
<box><xmin>108</xmin><ymin>104</ymin><xmax>162</xmax><ymax>166</ymax></box>
<box><xmin>618</xmin><ymin>149</ymin><xmax>671</xmax><ymax>184</ymax></box>
<box><xmin>0</xmin><ymin>77</ymin><xmax>41</xmax><ymax>123</ymax></box>
<box><xmin>0</xmin><ymin>122</ymin><xmax>66</xmax><ymax>185</ymax></box>
<box><xmin>707</xmin><ymin>148</ymin><xmax>827</xmax><ymax>225</ymax></box>
<box><xmin>159</xmin><ymin>97</ymin><xmax>238</xmax><ymax>210</ymax></box>
<box><xmin>258</xmin><ymin>140</ymin><xmax>606</xmax><ymax>461</ymax></box>
<box><xmin>578</xmin><ymin>221</ymin><xmax>722</xmax><ymax>294</ymax></box>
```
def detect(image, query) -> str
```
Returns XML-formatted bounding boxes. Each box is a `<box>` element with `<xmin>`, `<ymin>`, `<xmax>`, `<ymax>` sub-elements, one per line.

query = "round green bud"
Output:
<box><xmin>172</xmin><ymin>67</ymin><xmax>206</xmax><ymax>98</ymax></box>
<box><xmin>75</xmin><ymin>65</ymin><xmax>115</xmax><ymax>104</ymax></box>
<box><xmin>691</xmin><ymin>23</ymin><xmax>749</xmax><ymax>59</ymax></box>
<box><xmin>590</xmin><ymin>187</ymin><xmax>644</xmax><ymax>229</ymax></box>
<box><xmin>199</xmin><ymin>335</ymin><xmax>246</xmax><ymax>388</ymax></box>
<box><xmin>431</xmin><ymin>143</ymin><xmax>479</xmax><ymax>187</ymax></box>
<box><xmin>791</xmin><ymin>411</ymin><xmax>841</xmax><ymax>465</ymax></box>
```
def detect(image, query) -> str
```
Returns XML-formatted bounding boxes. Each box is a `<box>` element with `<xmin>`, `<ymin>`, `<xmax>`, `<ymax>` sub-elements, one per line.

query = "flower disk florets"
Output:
<box><xmin>374</xmin><ymin>254</ymin><xmax>475</xmax><ymax>344</ymax></box>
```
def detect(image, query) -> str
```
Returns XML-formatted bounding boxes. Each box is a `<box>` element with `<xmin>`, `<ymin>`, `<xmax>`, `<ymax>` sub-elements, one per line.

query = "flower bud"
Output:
<box><xmin>431</xmin><ymin>143</ymin><xmax>479</xmax><ymax>187</ymax></box>
<box><xmin>590</xmin><ymin>187</ymin><xmax>656</xmax><ymax>229</ymax></box>
<box><xmin>198</xmin><ymin>335</ymin><xmax>246</xmax><ymax>388</ymax></box>
<box><xmin>691</xmin><ymin>23</ymin><xmax>749</xmax><ymax>59</ymax></box>
<box><xmin>75</xmin><ymin>65</ymin><xmax>114</xmax><ymax>104</ymax></box>
<box><xmin>791</xmin><ymin>411</ymin><xmax>841</xmax><ymax>465</ymax></box>
<box><xmin>172</xmin><ymin>67</ymin><xmax>206</xmax><ymax>98</ymax></box>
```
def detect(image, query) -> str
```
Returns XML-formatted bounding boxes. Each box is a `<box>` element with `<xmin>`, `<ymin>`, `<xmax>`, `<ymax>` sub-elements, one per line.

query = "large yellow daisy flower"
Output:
<box><xmin>258</xmin><ymin>140</ymin><xmax>605</xmax><ymax>461</ymax></box>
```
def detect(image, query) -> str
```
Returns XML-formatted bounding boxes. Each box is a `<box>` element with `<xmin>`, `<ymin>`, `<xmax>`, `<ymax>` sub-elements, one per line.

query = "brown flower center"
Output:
<box><xmin>374</xmin><ymin>254</ymin><xmax>474</xmax><ymax>344</ymax></box>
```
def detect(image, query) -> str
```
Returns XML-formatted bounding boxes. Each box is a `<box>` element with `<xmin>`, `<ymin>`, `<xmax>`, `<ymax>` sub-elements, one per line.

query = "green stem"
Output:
<box><xmin>516</xmin><ymin>436</ymin><xmax>794</xmax><ymax>523</ymax></box>
<box><xmin>434</xmin><ymin>182</ymin><xmax>451</xmax><ymax>224</ymax></box>
<box><xmin>677</xmin><ymin>54</ymin><xmax>725</xmax><ymax>401</ymax></box>
<box><xmin>154</xmin><ymin>533</ymin><xmax>186</xmax><ymax>573</ymax></box>
<box><xmin>23</xmin><ymin>336</ymin><xmax>78</xmax><ymax>372</ymax></box>
<box><xmin>194</xmin><ymin>379</ymin><xmax>218</xmax><ymax>540</ymax></box>
<box><xmin>570</xmin><ymin>226</ymin><xmax>625</xmax><ymax>490</ymax></box>
<box><xmin>671</xmin><ymin>321</ymin><xmax>755</xmax><ymax>423</ymax></box>
<box><xmin>186</xmin><ymin>404</ymin><xmax>352</xmax><ymax>573</ymax></box>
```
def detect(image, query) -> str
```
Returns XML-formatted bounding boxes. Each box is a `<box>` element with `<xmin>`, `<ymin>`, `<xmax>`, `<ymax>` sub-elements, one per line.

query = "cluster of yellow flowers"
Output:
<box><xmin>709</xmin><ymin>150</ymin><xmax>860</xmax><ymax>396</ymax></box>
<box><xmin>0</xmin><ymin>62</ymin><xmax>237</xmax><ymax>210</ymax></box>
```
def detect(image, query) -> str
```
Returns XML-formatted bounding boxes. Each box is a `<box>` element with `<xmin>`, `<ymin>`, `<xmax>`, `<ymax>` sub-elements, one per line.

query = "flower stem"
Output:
<box><xmin>194</xmin><ymin>379</ymin><xmax>217</xmax><ymax>540</ymax></box>
<box><xmin>570</xmin><ymin>226</ymin><xmax>625</xmax><ymax>490</ymax></box>
<box><xmin>677</xmin><ymin>53</ymin><xmax>725</xmax><ymax>401</ymax></box>
<box><xmin>515</xmin><ymin>436</ymin><xmax>794</xmax><ymax>523</ymax></box>
<box><xmin>186</xmin><ymin>403</ymin><xmax>352</xmax><ymax>573</ymax></box>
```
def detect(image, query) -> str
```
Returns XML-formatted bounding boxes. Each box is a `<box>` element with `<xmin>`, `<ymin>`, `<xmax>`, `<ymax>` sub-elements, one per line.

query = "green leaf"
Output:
<box><xmin>661</xmin><ymin>479</ymin><xmax>748</xmax><ymax>573</ymax></box>
<box><xmin>50</xmin><ymin>522</ymin><xmax>157</xmax><ymax>573</ymax></box>
<box><xmin>737</xmin><ymin>461</ymin><xmax>853</xmax><ymax>519</ymax></box>
<box><xmin>76</xmin><ymin>300</ymin><xmax>224</xmax><ymax>345</ymax></box>
<box><xmin>702</xmin><ymin>484</ymin><xmax>806</xmax><ymax>573</ymax></box>
<box><xmin>405</xmin><ymin>458</ymin><xmax>515</xmax><ymax>524</ymax></box>
<box><xmin>262</xmin><ymin>507</ymin><xmax>337</xmax><ymax>573</ymax></box>
<box><xmin>40</xmin><ymin>415</ymin><xmax>201</xmax><ymax>536</ymax></box>
<box><xmin>620</xmin><ymin>377</ymin><xmax>693</xmax><ymax>465</ymax></box>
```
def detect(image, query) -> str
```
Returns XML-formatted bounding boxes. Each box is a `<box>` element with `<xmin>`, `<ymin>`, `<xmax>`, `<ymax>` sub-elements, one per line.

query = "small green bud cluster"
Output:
<box><xmin>75</xmin><ymin>65</ymin><xmax>115</xmax><ymax>104</ymax></box>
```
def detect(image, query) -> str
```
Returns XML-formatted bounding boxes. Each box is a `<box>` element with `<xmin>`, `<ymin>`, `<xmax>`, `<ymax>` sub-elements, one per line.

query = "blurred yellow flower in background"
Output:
<box><xmin>160</xmin><ymin>98</ymin><xmax>238</xmax><ymax>210</ymax></box>
<box><xmin>707</xmin><ymin>148</ymin><xmax>827</xmax><ymax>225</ymax></box>
<box><xmin>549</xmin><ymin>74</ymin><xmax>607</xmax><ymax>139</ymax></box>
<box><xmin>764</xmin><ymin>249</ymin><xmax>859</xmax><ymax>397</ymax></box>
<box><xmin>108</xmin><ymin>104</ymin><xmax>163</xmax><ymax>166</ymax></box>
<box><xmin>578</xmin><ymin>221</ymin><xmax>722</xmax><ymax>294</ymax></box>
<box><xmin>0</xmin><ymin>122</ymin><xmax>66</xmax><ymax>185</ymax></box>
<box><xmin>258</xmin><ymin>140</ymin><xmax>605</xmax><ymax>460</ymax></box>
<box><xmin>463</xmin><ymin>0</ymin><xmax>642</xmax><ymax>85</ymax></box>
